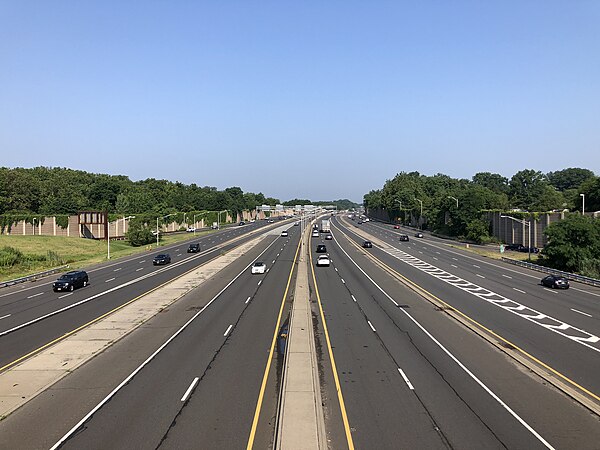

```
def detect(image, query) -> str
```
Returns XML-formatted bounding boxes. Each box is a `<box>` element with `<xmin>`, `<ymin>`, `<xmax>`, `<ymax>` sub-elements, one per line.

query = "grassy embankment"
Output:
<box><xmin>0</xmin><ymin>232</ymin><xmax>208</xmax><ymax>281</ymax></box>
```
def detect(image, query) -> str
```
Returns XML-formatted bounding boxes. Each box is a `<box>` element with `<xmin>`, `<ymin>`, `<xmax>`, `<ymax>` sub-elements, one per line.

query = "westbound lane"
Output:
<box><xmin>1</xmin><ymin>224</ymin><xmax>301</xmax><ymax>449</ymax></box>
<box><xmin>0</xmin><ymin>220</ymin><xmax>288</xmax><ymax>369</ymax></box>
<box><xmin>310</xmin><ymin>225</ymin><xmax>600</xmax><ymax>449</ymax></box>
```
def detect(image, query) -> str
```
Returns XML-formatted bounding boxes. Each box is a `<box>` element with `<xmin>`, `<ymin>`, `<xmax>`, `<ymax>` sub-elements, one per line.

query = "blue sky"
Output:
<box><xmin>1</xmin><ymin>1</ymin><xmax>598</xmax><ymax>202</ymax></box>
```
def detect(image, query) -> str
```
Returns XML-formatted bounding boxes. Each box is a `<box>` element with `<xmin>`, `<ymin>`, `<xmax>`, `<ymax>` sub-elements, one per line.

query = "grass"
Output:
<box><xmin>0</xmin><ymin>231</ymin><xmax>210</xmax><ymax>281</ymax></box>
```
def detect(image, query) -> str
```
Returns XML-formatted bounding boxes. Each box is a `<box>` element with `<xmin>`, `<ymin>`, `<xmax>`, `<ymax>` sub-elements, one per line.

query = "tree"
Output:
<box><xmin>543</xmin><ymin>215</ymin><xmax>600</xmax><ymax>272</ymax></box>
<box><xmin>547</xmin><ymin>168</ymin><xmax>595</xmax><ymax>192</ymax></box>
<box><xmin>509</xmin><ymin>169</ymin><xmax>550</xmax><ymax>210</ymax></box>
<box><xmin>465</xmin><ymin>219</ymin><xmax>490</xmax><ymax>244</ymax></box>
<box><xmin>125</xmin><ymin>221</ymin><xmax>155</xmax><ymax>247</ymax></box>
<box><xmin>472</xmin><ymin>172</ymin><xmax>509</xmax><ymax>195</ymax></box>
<box><xmin>579</xmin><ymin>176</ymin><xmax>600</xmax><ymax>212</ymax></box>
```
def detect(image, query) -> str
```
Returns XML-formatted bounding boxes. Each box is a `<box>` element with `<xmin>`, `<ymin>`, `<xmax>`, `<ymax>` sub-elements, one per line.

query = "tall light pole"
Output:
<box><xmin>32</xmin><ymin>217</ymin><xmax>38</xmax><ymax>235</ymax></box>
<box><xmin>108</xmin><ymin>216</ymin><xmax>134</xmax><ymax>259</ymax></box>
<box><xmin>448</xmin><ymin>196</ymin><xmax>458</xmax><ymax>208</ymax></box>
<box><xmin>414</xmin><ymin>198</ymin><xmax>423</xmax><ymax>229</ymax></box>
<box><xmin>218</xmin><ymin>210</ymin><xmax>227</xmax><ymax>229</ymax></box>
<box><xmin>193</xmin><ymin>214</ymin><xmax>200</xmax><ymax>236</ymax></box>
<box><xmin>394</xmin><ymin>199</ymin><xmax>403</xmax><ymax>224</ymax></box>
<box><xmin>157</xmin><ymin>213</ymin><xmax>175</xmax><ymax>247</ymax></box>
<box><xmin>580</xmin><ymin>193</ymin><xmax>585</xmax><ymax>215</ymax></box>
<box><xmin>501</xmin><ymin>215</ymin><xmax>532</xmax><ymax>261</ymax></box>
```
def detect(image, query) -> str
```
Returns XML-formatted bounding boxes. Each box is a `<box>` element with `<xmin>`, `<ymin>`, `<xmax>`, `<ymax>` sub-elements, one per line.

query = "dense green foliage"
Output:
<box><xmin>0</xmin><ymin>167</ymin><xmax>280</xmax><ymax>216</ymax></box>
<box><xmin>364</xmin><ymin>168</ymin><xmax>597</xmax><ymax>244</ymax></box>
<box><xmin>283</xmin><ymin>198</ymin><xmax>359</xmax><ymax>210</ymax></box>
<box><xmin>543</xmin><ymin>215</ymin><xmax>600</xmax><ymax>278</ymax></box>
<box><xmin>125</xmin><ymin>222</ymin><xmax>155</xmax><ymax>247</ymax></box>
<box><xmin>0</xmin><ymin>246</ymin><xmax>64</xmax><ymax>268</ymax></box>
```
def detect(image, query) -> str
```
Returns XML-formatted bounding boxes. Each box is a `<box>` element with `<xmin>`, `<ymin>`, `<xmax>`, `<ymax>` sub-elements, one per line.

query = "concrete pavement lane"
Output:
<box><xmin>42</xmin><ymin>229</ymin><xmax>300</xmax><ymax>450</ymax></box>
<box><xmin>311</xmin><ymin>226</ymin><xmax>600</xmax><ymax>449</ymax></box>
<box><xmin>334</xmin><ymin>217</ymin><xmax>600</xmax><ymax>399</ymax></box>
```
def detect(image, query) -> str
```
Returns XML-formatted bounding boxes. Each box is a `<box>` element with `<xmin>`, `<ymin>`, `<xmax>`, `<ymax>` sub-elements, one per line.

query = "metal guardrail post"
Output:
<box><xmin>1</xmin><ymin>265</ymin><xmax>70</xmax><ymax>288</ymax></box>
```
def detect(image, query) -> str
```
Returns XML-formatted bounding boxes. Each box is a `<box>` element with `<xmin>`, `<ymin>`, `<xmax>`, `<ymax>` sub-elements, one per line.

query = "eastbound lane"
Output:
<box><xmin>310</xmin><ymin>224</ymin><xmax>600</xmax><ymax>449</ymax></box>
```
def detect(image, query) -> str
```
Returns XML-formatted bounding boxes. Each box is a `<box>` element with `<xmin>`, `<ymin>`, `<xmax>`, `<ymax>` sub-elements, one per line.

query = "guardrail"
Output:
<box><xmin>1</xmin><ymin>265</ymin><xmax>70</xmax><ymax>288</ymax></box>
<box><xmin>501</xmin><ymin>258</ymin><xmax>600</xmax><ymax>287</ymax></box>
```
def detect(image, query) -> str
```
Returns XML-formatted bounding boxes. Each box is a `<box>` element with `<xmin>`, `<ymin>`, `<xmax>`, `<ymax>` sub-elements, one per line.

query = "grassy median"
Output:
<box><xmin>0</xmin><ymin>232</ymin><xmax>209</xmax><ymax>281</ymax></box>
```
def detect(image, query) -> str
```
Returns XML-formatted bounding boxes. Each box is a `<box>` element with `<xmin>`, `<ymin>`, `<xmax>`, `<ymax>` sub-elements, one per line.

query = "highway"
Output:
<box><xmin>1</xmin><ymin>214</ymin><xmax>600</xmax><ymax>449</ymax></box>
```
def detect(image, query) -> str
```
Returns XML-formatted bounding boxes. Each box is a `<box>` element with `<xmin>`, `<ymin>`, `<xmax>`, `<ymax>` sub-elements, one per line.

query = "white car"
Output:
<box><xmin>316</xmin><ymin>255</ymin><xmax>330</xmax><ymax>267</ymax></box>
<box><xmin>251</xmin><ymin>262</ymin><xmax>267</xmax><ymax>274</ymax></box>
<box><xmin>281</xmin><ymin>231</ymin><xmax>288</xmax><ymax>237</ymax></box>
<box><xmin>311</xmin><ymin>231</ymin><xmax>319</xmax><ymax>238</ymax></box>
<box><xmin>186</xmin><ymin>227</ymin><xmax>196</xmax><ymax>232</ymax></box>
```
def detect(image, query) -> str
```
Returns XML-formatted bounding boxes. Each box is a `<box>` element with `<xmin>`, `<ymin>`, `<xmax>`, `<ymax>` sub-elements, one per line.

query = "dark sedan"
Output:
<box><xmin>541</xmin><ymin>275</ymin><xmax>569</xmax><ymax>289</ymax></box>
<box><xmin>153</xmin><ymin>254</ymin><xmax>172</xmax><ymax>265</ymax></box>
<box><xmin>53</xmin><ymin>270</ymin><xmax>89</xmax><ymax>292</ymax></box>
<box><xmin>362</xmin><ymin>241</ymin><xmax>373</xmax><ymax>248</ymax></box>
<box><xmin>187</xmin><ymin>243</ymin><xmax>200</xmax><ymax>253</ymax></box>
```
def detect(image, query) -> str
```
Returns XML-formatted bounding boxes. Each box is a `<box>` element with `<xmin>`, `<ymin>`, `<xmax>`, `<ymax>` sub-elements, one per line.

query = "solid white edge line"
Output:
<box><xmin>224</xmin><ymin>324</ymin><xmax>233</xmax><ymax>337</ymax></box>
<box><xmin>367</xmin><ymin>320</ymin><xmax>376</xmax><ymax>332</ymax></box>
<box><xmin>48</xmin><ymin>235</ymin><xmax>282</xmax><ymax>450</ymax></box>
<box><xmin>180</xmin><ymin>377</ymin><xmax>199</xmax><ymax>402</ymax></box>
<box><xmin>571</xmin><ymin>308</ymin><xmax>592</xmax><ymax>317</ymax></box>
<box><xmin>397</xmin><ymin>368</ymin><xmax>414</xmax><ymax>390</ymax></box>
<box><xmin>330</xmin><ymin>221</ymin><xmax>555</xmax><ymax>449</ymax></box>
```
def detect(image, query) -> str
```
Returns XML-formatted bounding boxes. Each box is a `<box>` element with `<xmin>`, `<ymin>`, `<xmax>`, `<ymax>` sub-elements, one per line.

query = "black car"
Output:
<box><xmin>316</xmin><ymin>244</ymin><xmax>327</xmax><ymax>253</ymax></box>
<box><xmin>415</xmin><ymin>232</ymin><xmax>424</xmax><ymax>238</ymax></box>
<box><xmin>505</xmin><ymin>243</ymin><xmax>525</xmax><ymax>251</ymax></box>
<box><xmin>53</xmin><ymin>270</ymin><xmax>89</xmax><ymax>292</ymax></box>
<box><xmin>239</xmin><ymin>221</ymin><xmax>245</xmax><ymax>226</ymax></box>
<box><xmin>187</xmin><ymin>243</ymin><xmax>200</xmax><ymax>253</ymax></box>
<box><xmin>153</xmin><ymin>254</ymin><xmax>171</xmax><ymax>265</ymax></box>
<box><xmin>399</xmin><ymin>234</ymin><xmax>409</xmax><ymax>242</ymax></box>
<box><xmin>363</xmin><ymin>241</ymin><xmax>373</xmax><ymax>248</ymax></box>
<box><xmin>541</xmin><ymin>275</ymin><xmax>570</xmax><ymax>289</ymax></box>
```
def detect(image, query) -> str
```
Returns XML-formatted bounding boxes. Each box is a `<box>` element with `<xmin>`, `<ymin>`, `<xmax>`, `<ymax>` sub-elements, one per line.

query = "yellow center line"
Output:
<box><xmin>309</xmin><ymin>237</ymin><xmax>355</xmax><ymax>450</ymax></box>
<box><xmin>246</xmin><ymin>235</ymin><xmax>302</xmax><ymax>449</ymax></box>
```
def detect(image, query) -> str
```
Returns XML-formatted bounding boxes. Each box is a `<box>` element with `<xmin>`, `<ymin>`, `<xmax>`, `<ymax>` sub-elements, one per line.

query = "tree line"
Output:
<box><xmin>363</xmin><ymin>168</ymin><xmax>600</xmax><ymax>277</ymax></box>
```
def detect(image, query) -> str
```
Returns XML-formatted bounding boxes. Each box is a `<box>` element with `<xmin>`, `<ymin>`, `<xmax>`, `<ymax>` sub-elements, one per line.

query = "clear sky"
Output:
<box><xmin>1</xmin><ymin>1</ymin><xmax>598</xmax><ymax>203</ymax></box>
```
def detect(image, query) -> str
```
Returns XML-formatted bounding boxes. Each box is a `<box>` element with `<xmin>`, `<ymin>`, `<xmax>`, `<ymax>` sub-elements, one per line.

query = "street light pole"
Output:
<box><xmin>193</xmin><ymin>214</ymin><xmax>199</xmax><ymax>236</ymax></box>
<box><xmin>580</xmin><ymin>193</ymin><xmax>585</xmax><ymax>215</ymax></box>
<box><xmin>108</xmin><ymin>216</ymin><xmax>134</xmax><ymax>259</ymax></box>
<box><xmin>32</xmin><ymin>217</ymin><xmax>37</xmax><ymax>235</ymax></box>
<box><xmin>157</xmin><ymin>214</ymin><xmax>175</xmax><ymax>247</ymax></box>
<box><xmin>448</xmin><ymin>196</ymin><xmax>458</xmax><ymax>208</ymax></box>
<box><xmin>414</xmin><ymin>198</ymin><xmax>423</xmax><ymax>229</ymax></box>
<box><xmin>501</xmin><ymin>215</ymin><xmax>532</xmax><ymax>261</ymax></box>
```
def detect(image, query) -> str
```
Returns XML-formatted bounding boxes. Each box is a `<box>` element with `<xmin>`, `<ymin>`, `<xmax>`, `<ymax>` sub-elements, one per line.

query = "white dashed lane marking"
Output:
<box><xmin>572</xmin><ymin>309</ymin><xmax>592</xmax><ymax>317</ymax></box>
<box><xmin>383</xmin><ymin>246</ymin><xmax>600</xmax><ymax>352</ymax></box>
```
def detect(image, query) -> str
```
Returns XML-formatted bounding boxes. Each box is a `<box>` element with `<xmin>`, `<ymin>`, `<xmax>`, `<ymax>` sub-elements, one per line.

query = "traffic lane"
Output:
<box><xmin>324</xmin><ymin>240</ymin><xmax>557</xmax><ymax>449</ymax></box>
<box><xmin>0</xmin><ymin>232</ymin><xmax>278</xmax><ymax>368</ymax></box>
<box><xmin>56</xmin><ymin>234</ymin><xmax>298</xmax><ymax>450</ymax></box>
<box><xmin>0</xmin><ymin>221</ymin><xmax>269</xmax><ymax>304</ymax></box>
<box><xmin>310</xmin><ymin>248</ymin><xmax>506</xmax><ymax>449</ymax></box>
<box><xmin>336</xmin><ymin>219</ymin><xmax>600</xmax><ymax>344</ymax></box>
<box><xmin>0</xmin><ymin>221</ymin><xmax>279</xmax><ymax>327</ymax></box>
<box><xmin>158</xmin><ymin>237</ymin><xmax>299</xmax><ymax>450</ymax></box>
<box><xmin>0</xmin><ymin>231</ymin><xmax>278</xmax><ymax>450</ymax></box>
<box><xmin>334</xmin><ymin>232</ymin><xmax>600</xmax><ymax>403</ymax></box>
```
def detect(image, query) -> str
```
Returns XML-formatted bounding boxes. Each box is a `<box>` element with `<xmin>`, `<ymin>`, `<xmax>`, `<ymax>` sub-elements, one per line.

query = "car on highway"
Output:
<box><xmin>357</xmin><ymin>220</ymin><xmax>363</xmax><ymax>224</ymax></box>
<box><xmin>325</xmin><ymin>234</ymin><xmax>332</xmax><ymax>240</ymax></box>
<box><xmin>312</xmin><ymin>230</ymin><xmax>319</xmax><ymax>238</ymax></box>
<box><xmin>52</xmin><ymin>270</ymin><xmax>89</xmax><ymax>292</ymax></box>
<box><xmin>399</xmin><ymin>234</ymin><xmax>409</xmax><ymax>242</ymax></box>
<box><xmin>415</xmin><ymin>232</ymin><xmax>424</xmax><ymax>238</ymax></box>
<box><xmin>187</xmin><ymin>243</ymin><xmax>200</xmax><ymax>253</ymax></box>
<box><xmin>316</xmin><ymin>255</ymin><xmax>330</xmax><ymax>267</ymax></box>
<box><xmin>363</xmin><ymin>240</ymin><xmax>373</xmax><ymax>248</ymax></box>
<box><xmin>505</xmin><ymin>243</ymin><xmax>525</xmax><ymax>251</ymax></box>
<box><xmin>281</xmin><ymin>230</ymin><xmax>288</xmax><ymax>237</ymax></box>
<box><xmin>394</xmin><ymin>225</ymin><xmax>400</xmax><ymax>229</ymax></box>
<box><xmin>316</xmin><ymin>244</ymin><xmax>327</xmax><ymax>253</ymax></box>
<box><xmin>541</xmin><ymin>275</ymin><xmax>570</xmax><ymax>289</ymax></box>
<box><xmin>153</xmin><ymin>254</ymin><xmax>171</xmax><ymax>265</ymax></box>
<box><xmin>294</xmin><ymin>221</ymin><xmax>300</xmax><ymax>226</ymax></box>
<box><xmin>239</xmin><ymin>221</ymin><xmax>245</xmax><ymax>226</ymax></box>
<box><xmin>251</xmin><ymin>262</ymin><xmax>266</xmax><ymax>274</ymax></box>
<box><xmin>186</xmin><ymin>227</ymin><xmax>196</xmax><ymax>232</ymax></box>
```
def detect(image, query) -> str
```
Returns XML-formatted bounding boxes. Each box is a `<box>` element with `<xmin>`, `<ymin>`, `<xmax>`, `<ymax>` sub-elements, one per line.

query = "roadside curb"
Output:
<box><xmin>277</xmin><ymin>226</ymin><xmax>326</xmax><ymax>449</ymax></box>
